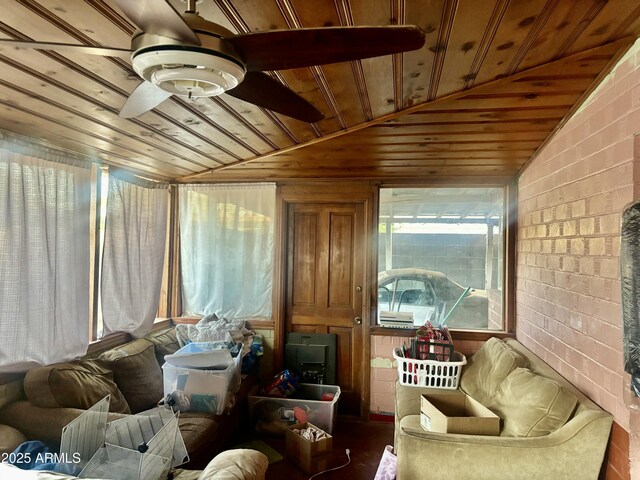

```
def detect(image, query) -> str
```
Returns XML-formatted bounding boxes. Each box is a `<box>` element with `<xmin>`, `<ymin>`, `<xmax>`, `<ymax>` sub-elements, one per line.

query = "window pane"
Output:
<box><xmin>378</xmin><ymin>187</ymin><xmax>504</xmax><ymax>330</ymax></box>
<box><xmin>95</xmin><ymin>169</ymin><xmax>109</xmax><ymax>339</ymax></box>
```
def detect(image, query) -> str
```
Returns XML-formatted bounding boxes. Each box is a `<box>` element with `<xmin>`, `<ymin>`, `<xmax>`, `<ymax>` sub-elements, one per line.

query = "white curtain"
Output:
<box><xmin>179</xmin><ymin>183</ymin><xmax>275</xmax><ymax>318</ymax></box>
<box><xmin>0</xmin><ymin>142</ymin><xmax>91</xmax><ymax>373</ymax></box>
<box><xmin>101</xmin><ymin>172</ymin><xmax>169</xmax><ymax>338</ymax></box>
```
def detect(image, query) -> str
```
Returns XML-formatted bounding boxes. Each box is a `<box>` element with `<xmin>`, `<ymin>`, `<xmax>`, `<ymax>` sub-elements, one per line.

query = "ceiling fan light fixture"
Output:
<box><xmin>152</xmin><ymin>67</ymin><xmax>233</xmax><ymax>96</ymax></box>
<box><xmin>133</xmin><ymin>49</ymin><xmax>245</xmax><ymax>98</ymax></box>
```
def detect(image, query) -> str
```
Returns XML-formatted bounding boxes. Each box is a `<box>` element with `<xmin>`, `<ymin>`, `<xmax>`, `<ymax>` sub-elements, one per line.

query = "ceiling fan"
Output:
<box><xmin>0</xmin><ymin>0</ymin><xmax>425</xmax><ymax>123</ymax></box>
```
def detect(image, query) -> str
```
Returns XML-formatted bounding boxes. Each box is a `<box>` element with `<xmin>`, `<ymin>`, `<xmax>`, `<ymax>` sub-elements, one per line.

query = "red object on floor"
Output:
<box><xmin>293</xmin><ymin>406</ymin><xmax>308</xmax><ymax>423</ymax></box>
<box><xmin>369</xmin><ymin>413</ymin><xmax>394</xmax><ymax>423</ymax></box>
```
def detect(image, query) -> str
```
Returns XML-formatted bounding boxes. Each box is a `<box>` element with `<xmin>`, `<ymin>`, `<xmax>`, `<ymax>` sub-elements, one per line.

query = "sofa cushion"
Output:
<box><xmin>460</xmin><ymin>337</ymin><xmax>527</xmax><ymax>405</ymax></box>
<box><xmin>490</xmin><ymin>367</ymin><xmax>578</xmax><ymax>437</ymax></box>
<box><xmin>0</xmin><ymin>425</ymin><xmax>27</xmax><ymax>454</ymax></box>
<box><xmin>23</xmin><ymin>360</ymin><xmax>130</xmax><ymax>414</ymax></box>
<box><xmin>144</xmin><ymin>327</ymin><xmax>180</xmax><ymax>365</ymax></box>
<box><xmin>178</xmin><ymin>416</ymin><xmax>219</xmax><ymax>454</ymax></box>
<box><xmin>99</xmin><ymin>339</ymin><xmax>163</xmax><ymax>413</ymax></box>
<box><xmin>0</xmin><ymin>401</ymin><xmax>127</xmax><ymax>448</ymax></box>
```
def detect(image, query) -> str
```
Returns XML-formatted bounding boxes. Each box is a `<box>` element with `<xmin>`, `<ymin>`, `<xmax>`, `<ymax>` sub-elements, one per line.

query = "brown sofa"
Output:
<box><xmin>0</xmin><ymin>326</ymin><xmax>257</xmax><ymax>469</ymax></box>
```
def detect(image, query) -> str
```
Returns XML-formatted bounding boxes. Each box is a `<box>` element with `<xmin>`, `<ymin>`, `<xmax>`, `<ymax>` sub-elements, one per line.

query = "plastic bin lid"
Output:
<box><xmin>164</xmin><ymin>348</ymin><xmax>232</xmax><ymax>369</ymax></box>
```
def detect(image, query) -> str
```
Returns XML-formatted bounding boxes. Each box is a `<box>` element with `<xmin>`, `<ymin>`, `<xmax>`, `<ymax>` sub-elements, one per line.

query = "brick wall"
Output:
<box><xmin>370</xmin><ymin>336</ymin><xmax>404</xmax><ymax>414</ymax></box>
<box><xmin>517</xmin><ymin>42</ymin><xmax>640</xmax><ymax>478</ymax></box>
<box><xmin>487</xmin><ymin>288</ymin><xmax>502</xmax><ymax>330</ymax></box>
<box><xmin>369</xmin><ymin>335</ymin><xmax>484</xmax><ymax>414</ymax></box>
<box><xmin>603</xmin><ymin>421</ymin><xmax>631</xmax><ymax>480</ymax></box>
<box><xmin>379</xmin><ymin>233</ymin><xmax>488</xmax><ymax>289</ymax></box>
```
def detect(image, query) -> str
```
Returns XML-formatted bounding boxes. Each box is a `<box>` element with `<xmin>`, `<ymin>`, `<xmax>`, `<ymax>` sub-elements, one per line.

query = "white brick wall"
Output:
<box><xmin>368</xmin><ymin>335</ymin><xmax>484</xmax><ymax>413</ymax></box>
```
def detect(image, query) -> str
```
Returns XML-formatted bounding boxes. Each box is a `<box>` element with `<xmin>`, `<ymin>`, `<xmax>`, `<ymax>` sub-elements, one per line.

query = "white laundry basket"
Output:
<box><xmin>393</xmin><ymin>347</ymin><xmax>466</xmax><ymax>389</ymax></box>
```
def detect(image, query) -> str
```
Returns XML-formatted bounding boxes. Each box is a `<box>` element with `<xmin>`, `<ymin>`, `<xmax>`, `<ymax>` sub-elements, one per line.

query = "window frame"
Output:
<box><xmin>370</xmin><ymin>182</ymin><xmax>517</xmax><ymax>340</ymax></box>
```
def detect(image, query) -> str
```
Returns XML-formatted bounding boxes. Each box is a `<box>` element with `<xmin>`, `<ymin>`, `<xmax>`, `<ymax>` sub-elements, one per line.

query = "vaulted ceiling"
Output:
<box><xmin>0</xmin><ymin>0</ymin><xmax>639</xmax><ymax>183</ymax></box>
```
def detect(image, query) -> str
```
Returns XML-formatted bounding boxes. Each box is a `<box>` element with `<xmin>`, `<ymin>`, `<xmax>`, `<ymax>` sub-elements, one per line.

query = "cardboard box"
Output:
<box><xmin>285</xmin><ymin>422</ymin><xmax>333</xmax><ymax>474</ymax></box>
<box><xmin>420</xmin><ymin>390</ymin><xmax>500</xmax><ymax>436</ymax></box>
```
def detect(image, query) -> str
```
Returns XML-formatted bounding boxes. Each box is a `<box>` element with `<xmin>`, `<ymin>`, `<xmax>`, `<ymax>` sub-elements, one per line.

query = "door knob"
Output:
<box><xmin>354</xmin><ymin>316</ymin><xmax>362</xmax><ymax>324</ymax></box>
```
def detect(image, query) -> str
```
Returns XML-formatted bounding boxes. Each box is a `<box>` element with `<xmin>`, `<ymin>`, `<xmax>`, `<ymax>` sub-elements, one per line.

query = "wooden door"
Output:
<box><xmin>286</xmin><ymin>202</ymin><xmax>365</xmax><ymax>415</ymax></box>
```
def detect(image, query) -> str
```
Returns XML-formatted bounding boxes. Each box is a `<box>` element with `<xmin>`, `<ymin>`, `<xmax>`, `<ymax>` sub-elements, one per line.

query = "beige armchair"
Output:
<box><xmin>394</xmin><ymin>338</ymin><xmax>613</xmax><ymax>480</ymax></box>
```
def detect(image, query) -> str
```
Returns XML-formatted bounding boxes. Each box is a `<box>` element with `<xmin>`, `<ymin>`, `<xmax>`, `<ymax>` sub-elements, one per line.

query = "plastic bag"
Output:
<box><xmin>373</xmin><ymin>445</ymin><xmax>397</xmax><ymax>480</ymax></box>
<box><xmin>621</xmin><ymin>202</ymin><xmax>640</xmax><ymax>399</ymax></box>
<box><xmin>263</xmin><ymin>369</ymin><xmax>299</xmax><ymax>398</ymax></box>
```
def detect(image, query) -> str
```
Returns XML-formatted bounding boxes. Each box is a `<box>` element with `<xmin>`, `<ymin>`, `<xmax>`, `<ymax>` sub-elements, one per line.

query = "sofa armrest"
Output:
<box><xmin>196</xmin><ymin>449</ymin><xmax>268</xmax><ymax>480</ymax></box>
<box><xmin>393</xmin><ymin>381</ymin><xmax>459</xmax><ymax>446</ymax></box>
<box><xmin>0</xmin><ymin>401</ymin><xmax>126</xmax><ymax>448</ymax></box>
<box><xmin>396</xmin><ymin>410</ymin><xmax>613</xmax><ymax>480</ymax></box>
<box><xmin>172</xmin><ymin>449</ymin><xmax>268</xmax><ymax>480</ymax></box>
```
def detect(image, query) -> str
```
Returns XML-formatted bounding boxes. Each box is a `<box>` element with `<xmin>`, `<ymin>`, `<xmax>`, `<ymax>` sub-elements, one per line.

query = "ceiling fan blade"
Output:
<box><xmin>0</xmin><ymin>39</ymin><xmax>131</xmax><ymax>59</ymax></box>
<box><xmin>225</xmin><ymin>72</ymin><xmax>323</xmax><ymax>123</ymax></box>
<box><xmin>119</xmin><ymin>82</ymin><xmax>173</xmax><ymax>119</ymax></box>
<box><xmin>111</xmin><ymin>0</ymin><xmax>200</xmax><ymax>45</ymax></box>
<box><xmin>228</xmin><ymin>26</ymin><xmax>425</xmax><ymax>72</ymax></box>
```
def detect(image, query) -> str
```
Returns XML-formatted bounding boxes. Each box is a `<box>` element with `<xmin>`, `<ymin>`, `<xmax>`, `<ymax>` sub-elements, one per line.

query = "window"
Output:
<box><xmin>92</xmin><ymin>167</ymin><xmax>109</xmax><ymax>340</ymax></box>
<box><xmin>0</xmin><ymin>141</ymin><xmax>92</xmax><ymax>371</ymax></box>
<box><xmin>0</xmin><ymin>131</ymin><xmax>173</xmax><ymax>368</ymax></box>
<box><xmin>378</xmin><ymin>187</ymin><xmax>505</xmax><ymax>330</ymax></box>
<box><xmin>90</xmin><ymin>168</ymin><xmax>171</xmax><ymax>340</ymax></box>
<box><xmin>179</xmin><ymin>183</ymin><xmax>276</xmax><ymax>319</ymax></box>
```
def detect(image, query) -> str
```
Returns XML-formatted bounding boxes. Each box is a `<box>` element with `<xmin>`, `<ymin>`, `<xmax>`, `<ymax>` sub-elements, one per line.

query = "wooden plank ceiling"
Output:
<box><xmin>0</xmin><ymin>0</ymin><xmax>639</xmax><ymax>183</ymax></box>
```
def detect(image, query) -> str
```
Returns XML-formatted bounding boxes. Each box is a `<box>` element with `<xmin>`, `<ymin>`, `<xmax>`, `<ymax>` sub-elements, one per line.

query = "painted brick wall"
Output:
<box><xmin>517</xmin><ymin>42</ymin><xmax>640</xmax><ymax>478</ymax></box>
<box><xmin>369</xmin><ymin>335</ymin><xmax>484</xmax><ymax>413</ymax></box>
<box><xmin>370</xmin><ymin>336</ymin><xmax>405</xmax><ymax>414</ymax></box>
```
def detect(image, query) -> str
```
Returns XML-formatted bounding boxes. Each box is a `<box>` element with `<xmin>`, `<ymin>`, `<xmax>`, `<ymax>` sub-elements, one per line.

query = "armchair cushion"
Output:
<box><xmin>99</xmin><ymin>339</ymin><xmax>163</xmax><ymax>413</ymax></box>
<box><xmin>490</xmin><ymin>367</ymin><xmax>578</xmax><ymax>437</ymax></box>
<box><xmin>23</xmin><ymin>360</ymin><xmax>130</xmax><ymax>414</ymax></box>
<box><xmin>460</xmin><ymin>337</ymin><xmax>527</xmax><ymax>405</ymax></box>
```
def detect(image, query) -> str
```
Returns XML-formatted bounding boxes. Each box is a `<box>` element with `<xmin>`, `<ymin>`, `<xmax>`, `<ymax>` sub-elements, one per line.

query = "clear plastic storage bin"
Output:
<box><xmin>248</xmin><ymin>383</ymin><xmax>340</xmax><ymax>435</ymax></box>
<box><xmin>162</xmin><ymin>354</ymin><xmax>241</xmax><ymax>415</ymax></box>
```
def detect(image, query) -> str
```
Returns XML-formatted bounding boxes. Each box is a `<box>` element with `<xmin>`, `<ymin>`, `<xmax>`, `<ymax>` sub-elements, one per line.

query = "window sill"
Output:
<box><xmin>170</xmin><ymin>316</ymin><xmax>274</xmax><ymax>330</ymax></box>
<box><xmin>87</xmin><ymin>331</ymin><xmax>131</xmax><ymax>356</ymax></box>
<box><xmin>370</xmin><ymin>326</ymin><xmax>514</xmax><ymax>341</ymax></box>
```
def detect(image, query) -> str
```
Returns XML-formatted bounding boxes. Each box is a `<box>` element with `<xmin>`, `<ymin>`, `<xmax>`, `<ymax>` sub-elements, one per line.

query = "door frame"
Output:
<box><xmin>272</xmin><ymin>183</ymin><xmax>378</xmax><ymax>419</ymax></box>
